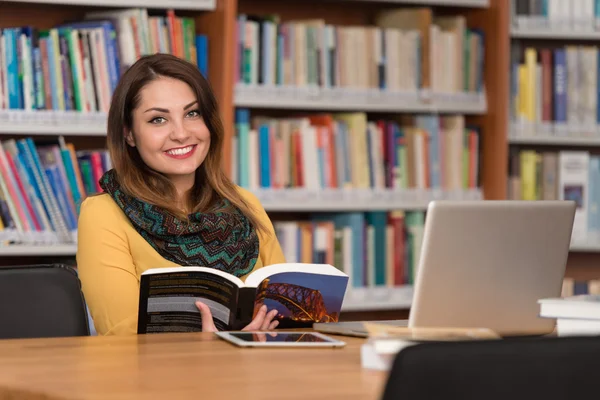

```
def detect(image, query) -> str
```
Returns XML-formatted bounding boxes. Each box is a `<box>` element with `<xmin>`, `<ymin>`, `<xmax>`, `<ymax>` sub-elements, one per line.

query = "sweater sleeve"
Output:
<box><xmin>76</xmin><ymin>196</ymin><xmax>139</xmax><ymax>336</ymax></box>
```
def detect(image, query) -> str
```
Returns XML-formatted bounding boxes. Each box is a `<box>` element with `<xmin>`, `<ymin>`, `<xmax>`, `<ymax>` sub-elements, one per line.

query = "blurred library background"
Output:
<box><xmin>0</xmin><ymin>0</ymin><xmax>599</xmax><ymax>322</ymax></box>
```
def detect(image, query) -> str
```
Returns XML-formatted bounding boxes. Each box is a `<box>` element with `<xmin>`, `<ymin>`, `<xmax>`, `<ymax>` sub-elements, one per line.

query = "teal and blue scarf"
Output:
<box><xmin>99</xmin><ymin>169</ymin><xmax>259</xmax><ymax>277</ymax></box>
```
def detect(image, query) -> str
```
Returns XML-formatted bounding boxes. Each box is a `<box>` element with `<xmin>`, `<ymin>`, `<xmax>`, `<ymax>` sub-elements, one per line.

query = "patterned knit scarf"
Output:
<box><xmin>99</xmin><ymin>169</ymin><xmax>259</xmax><ymax>277</ymax></box>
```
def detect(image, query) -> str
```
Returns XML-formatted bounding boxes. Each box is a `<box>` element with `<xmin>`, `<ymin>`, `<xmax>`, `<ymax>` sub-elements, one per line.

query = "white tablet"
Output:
<box><xmin>215</xmin><ymin>331</ymin><xmax>346</xmax><ymax>348</ymax></box>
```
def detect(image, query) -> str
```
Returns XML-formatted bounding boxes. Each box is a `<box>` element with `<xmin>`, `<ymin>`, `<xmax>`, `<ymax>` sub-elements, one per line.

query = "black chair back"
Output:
<box><xmin>0</xmin><ymin>264</ymin><xmax>90</xmax><ymax>339</ymax></box>
<box><xmin>381</xmin><ymin>335</ymin><xmax>600</xmax><ymax>400</ymax></box>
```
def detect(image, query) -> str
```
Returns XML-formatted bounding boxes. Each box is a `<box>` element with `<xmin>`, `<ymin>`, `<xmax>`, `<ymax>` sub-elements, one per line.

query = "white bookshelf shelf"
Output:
<box><xmin>0</xmin><ymin>110</ymin><xmax>107</xmax><ymax>136</ymax></box>
<box><xmin>6</xmin><ymin>0</ymin><xmax>216</xmax><ymax>10</ymax></box>
<box><xmin>254</xmin><ymin>188</ymin><xmax>483</xmax><ymax>212</ymax></box>
<box><xmin>234</xmin><ymin>85</ymin><xmax>487</xmax><ymax>115</ymax></box>
<box><xmin>0</xmin><ymin>244</ymin><xmax>77</xmax><ymax>256</ymax></box>
<box><xmin>511</xmin><ymin>27</ymin><xmax>600</xmax><ymax>41</ymax></box>
<box><xmin>342</xmin><ymin>285</ymin><xmax>413</xmax><ymax>311</ymax></box>
<box><xmin>346</xmin><ymin>0</ymin><xmax>488</xmax><ymax>7</ymax></box>
<box><xmin>509</xmin><ymin>135</ymin><xmax>600</xmax><ymax>147</ymax></box>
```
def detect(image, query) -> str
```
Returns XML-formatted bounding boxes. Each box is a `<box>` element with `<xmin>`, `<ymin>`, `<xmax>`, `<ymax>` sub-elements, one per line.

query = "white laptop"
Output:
<box><xmin>314</xmin><ymin>200</ymin><xmax>576</xmax><ymax>337</ymax></box>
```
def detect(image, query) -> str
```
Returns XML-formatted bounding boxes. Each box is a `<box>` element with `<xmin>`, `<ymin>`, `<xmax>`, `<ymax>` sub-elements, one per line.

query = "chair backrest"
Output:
<box><xmin>0</xmin><ymin>264</ymin><xmax>90</xmax><ymax>339</ymax></box>
<box><xmin>381</xmin><ymin>335</ymin><xmax>600</xmax><ymax>400</ymax></box>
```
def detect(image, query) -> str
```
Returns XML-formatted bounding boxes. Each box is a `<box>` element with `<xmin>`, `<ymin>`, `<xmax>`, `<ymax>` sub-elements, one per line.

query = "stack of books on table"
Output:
<box><xmin>538</xmin><ymin>295</ymin><xmax>600</xmax><ymax>337</ymax></box>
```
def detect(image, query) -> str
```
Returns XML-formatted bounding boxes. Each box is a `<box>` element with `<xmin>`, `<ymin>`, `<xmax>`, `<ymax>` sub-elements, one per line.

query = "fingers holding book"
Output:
<box><xmin>195</xmin><ymin>301</ymin><xmax>279</xmax><ymax>332</ymax></box>
<box><xmin>241</xmin><ymin>305</ymin><xmax>279</xmax><ymax>331</ymax></box>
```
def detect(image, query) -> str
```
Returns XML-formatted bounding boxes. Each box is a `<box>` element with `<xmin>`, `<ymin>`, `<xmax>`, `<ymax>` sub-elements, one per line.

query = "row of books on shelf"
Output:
<box><xmin>511</xmin><ymin>46</ymin><xmax>600</xmax><ymax>133</ymax></box>
<box><xmin>512</xmin><ymin>0</ymin><xmax>600</xmax><ymax>31</ymax></box>
<box><xmin>231</xmin><ymin>110</ymin><xmax>481</xmax><ymax>192</ymax></box>
<box><xmin>0</xmin><ymin>8</ymin><xmax>208</xmax><ymax>112</ymax></box>
<box><xmin>235</xmin><ymin>8</ymin><xmax>484</xmax><ymax>95</ymax></box>
<box><xmin>508</xmin><ymin>149</ymin><xmax>599</xmax><ymax>241</ymax></box>
<box><xmin>273</xmin><ymin>211</ymin><xmax>424</xmax><ymax>289</ymax></box>
<box><xmin>0</xmin><ymin>137</ymin><xmax>109</xmax><ymax>245</ymax></box>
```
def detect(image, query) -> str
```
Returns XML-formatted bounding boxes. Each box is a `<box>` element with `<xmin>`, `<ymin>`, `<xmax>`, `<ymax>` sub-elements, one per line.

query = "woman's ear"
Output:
<box><xmin>125</xmin><ymin>130</ymin><xmax>136</xmax><ymax>147</ymax></box>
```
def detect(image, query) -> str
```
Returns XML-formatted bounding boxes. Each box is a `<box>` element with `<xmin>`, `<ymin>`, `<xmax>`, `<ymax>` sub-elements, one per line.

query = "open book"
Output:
<box><xmin>137</xmin><ymin>263</ymin><xmax>349</xmax><ymax>333</ymax></box>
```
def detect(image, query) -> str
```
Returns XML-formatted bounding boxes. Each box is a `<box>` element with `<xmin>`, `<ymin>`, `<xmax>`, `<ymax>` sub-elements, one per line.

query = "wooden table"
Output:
<box><xmin>0</xmin><ymin>332</ymin><xmax>389</xmax><ymax>400</ymax></box>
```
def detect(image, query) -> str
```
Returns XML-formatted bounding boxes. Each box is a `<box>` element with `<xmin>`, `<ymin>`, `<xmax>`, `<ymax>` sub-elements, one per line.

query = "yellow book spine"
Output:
<box><xmin>525</xmin><ymin>48</ymin><xmax>537</xmax><ymax>122</ymax></box>
<box><xmin>520</xmin><ymin>151</ymin><xmax>537</xmax><ymax>200</ymax></box>
<box><xmin>518</xmin><ymin>64</ymin><xmax>528</xmax><ymax>122</ymax></box>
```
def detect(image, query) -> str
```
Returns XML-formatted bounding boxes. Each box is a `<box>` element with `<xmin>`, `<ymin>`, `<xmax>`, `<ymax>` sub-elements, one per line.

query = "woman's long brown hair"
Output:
<box><xmin>106</xmin><ymin>53</ymin><xmax>266</xmax><ymax>233</ymax></box>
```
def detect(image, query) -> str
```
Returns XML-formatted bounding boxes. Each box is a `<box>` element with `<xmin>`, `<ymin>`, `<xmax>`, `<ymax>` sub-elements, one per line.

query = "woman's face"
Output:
<box><xmin>126</xmin><ymin>76</ymin><xmax>211</xmax><ymax>192</ymax></box>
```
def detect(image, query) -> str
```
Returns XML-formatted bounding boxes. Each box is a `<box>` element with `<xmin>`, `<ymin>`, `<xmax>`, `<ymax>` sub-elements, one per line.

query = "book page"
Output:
<box><xmin>137</xmin><ymin>269</ymin><xmax>241</xmax><ymax>333</ymax></box>
<box><xmin>248</xmin><ymin>265</ymin><xmax>349</xmax><ymax>329</ymax></box>
<box><xmin>245</xmin><ymin>263</ymin><xmax>347</xmax><ymax>287</ymax></box>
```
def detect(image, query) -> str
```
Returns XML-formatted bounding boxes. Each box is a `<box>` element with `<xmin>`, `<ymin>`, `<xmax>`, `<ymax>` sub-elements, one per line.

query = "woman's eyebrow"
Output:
<box><xmin>144</xmin><ymin>101</ymin><xmax>198</xmax><ymax>113</ymax></box>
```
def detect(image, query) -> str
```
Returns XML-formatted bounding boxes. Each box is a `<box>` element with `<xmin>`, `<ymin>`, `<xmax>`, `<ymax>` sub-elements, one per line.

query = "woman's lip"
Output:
<box><xmin>164</xmin><ymin>144</ymin><xmax>197</xmax><ymax>159</ymax></box>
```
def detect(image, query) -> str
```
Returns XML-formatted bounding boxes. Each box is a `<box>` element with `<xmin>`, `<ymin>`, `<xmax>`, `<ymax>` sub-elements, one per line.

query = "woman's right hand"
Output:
<box><xmin>195</xmin><ymin>301</ymin><xmax>280</xmax><ymax>332</ymax></box>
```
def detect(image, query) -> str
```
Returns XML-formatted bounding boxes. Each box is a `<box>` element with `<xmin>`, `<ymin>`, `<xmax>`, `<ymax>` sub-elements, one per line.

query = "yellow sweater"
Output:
<box><xmin>76</xmin><ymin>189</ymin><xmax>286</xmax><ymax>336</ymax></box>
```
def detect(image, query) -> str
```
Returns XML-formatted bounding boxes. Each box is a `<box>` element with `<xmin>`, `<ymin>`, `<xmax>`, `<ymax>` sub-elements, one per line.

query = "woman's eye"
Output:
<box><xmin>186</xmin><ymin>110</ymin><xmax>200</xmax><ymax>118</ymax></box>
<box><xmin>149</xmin><ymin>116</ymin><xmax>166</xmax><ymax>124</ymax></box>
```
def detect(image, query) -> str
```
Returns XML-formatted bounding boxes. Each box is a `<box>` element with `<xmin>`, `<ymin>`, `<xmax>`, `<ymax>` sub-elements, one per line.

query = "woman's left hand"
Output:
<box><xmin>195</xmin><ymin>301</ymin><xmax>279</xmax><ymax>332</ymax></box>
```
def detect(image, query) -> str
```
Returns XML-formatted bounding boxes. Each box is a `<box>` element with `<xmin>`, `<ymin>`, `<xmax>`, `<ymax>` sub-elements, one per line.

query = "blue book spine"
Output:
<box><xmin>366</xmin><ymin>212</ymin><xmax>387</xmax><ymax>286</ymax></box>
<box><xmin>103</xmin><ymin>23</ymin><xmax>120</xmax><ymax>92</ymax></box>
<box><xmin>13</xmin><ymin>151</ymin><xmax>45</xmax><ymax>232</ymax></box>
<box><xmin>542</xmin><ymin>0</ymin><xmax>548</xmax><ymax>16</ymax></box>
<box><xmin>195</xmin><ymin>35</ymin><xmax>208</xmax><ymax>78</ymax></box>
<box><xmin>554</xmin><ymin>49</ymin><xmax>567</xmax><ymax>123</ymax></box>
<box><xmin>574</xmin><ymin>281</ymin><xmax>589</xmax><ymax>295</ymax></box>
<box><xmin>597</xmin><ymin>50</ymin><xmax>600</xmax><ymax>124</ymax></box>
<box><xmin>16</xmin><ymin>140</ymin><xmax>52</xmax><ymax>229</ymax></box>
<box><xmin>5</xmin><ymin>29</ymin><xmax>21</xmax><ymax>109</ymax></box>
<box><xmin>236</xmin><ymin>108</ymin><xmax>250</xmax><ymax>188</ymax></box>
<box><xmin>596</xmin><ymin>0</ymin><xmax>600</xmax><ymax>17</ymax></box>
<box><xmin>238</xmin><ymin>15</ymin><xmax>246</xmax><ymax>83</ymax></box>
<box><xmin>258</xmin><ymin>124</ymin><xmax>271</xmax><ymax>188</ymax></box>
<box><xmin>45</xmin><ymin>166</ymin><xmax>76</xmax><ymax>231</ymax></box>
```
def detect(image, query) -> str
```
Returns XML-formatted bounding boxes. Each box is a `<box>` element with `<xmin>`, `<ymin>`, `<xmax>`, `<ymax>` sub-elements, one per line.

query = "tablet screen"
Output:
<box><xmin>229</xmin><ymin>332</ymin><xmax>333</xmax><ymax>343</ymax></box>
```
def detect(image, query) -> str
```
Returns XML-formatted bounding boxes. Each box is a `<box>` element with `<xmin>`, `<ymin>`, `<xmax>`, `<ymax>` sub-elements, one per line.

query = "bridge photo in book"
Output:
<box><xmin>251</xmin><ymin>271</ymin><xmax>348</xmax><ymax>329</ymax></box>
<box><xmin>137</xmin><ymin>263</ymin><xmax>349</xmax><ymax>334</ymax></box>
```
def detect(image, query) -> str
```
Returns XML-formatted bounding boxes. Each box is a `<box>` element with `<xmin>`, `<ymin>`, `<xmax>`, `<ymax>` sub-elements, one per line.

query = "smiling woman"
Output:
<box><xmin>76</xmin><ymin>54</ymin><xmax>286</xmax><ymax>336</ymax></box>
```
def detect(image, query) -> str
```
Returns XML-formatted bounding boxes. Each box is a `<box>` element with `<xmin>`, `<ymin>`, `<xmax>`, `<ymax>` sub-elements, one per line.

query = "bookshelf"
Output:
<box><xmin>234</xmin><ymin>85</ymin><xmax>488</xmax><ymax>114</ymax></box>
<box><xmin>7</xmin><ymin>0</ymin><xmax>216</xmax><ymax>9</ymax></box>
<box><xmin>0</xmin><ymin>110</ymin><xmax>107</xmax><ymax>135</ymax></box>
<box><xmin>0</xmin><ymin>244</ymin><xmax>77</xmax><ymax>256</ymax></box>
<box><xmin>255</xmin><ymin>188</ymin><xmax>483</xmax><ymax>212</ymax></box>
<box><xmin>0</xmin><ymin>0</ymin><xmax>511</xmax><ymax>315</ymax></box>
<box><xmin>508</xmin><ymin>0</ymin><xmax>600</xmax><ymax>280</ymax></box>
